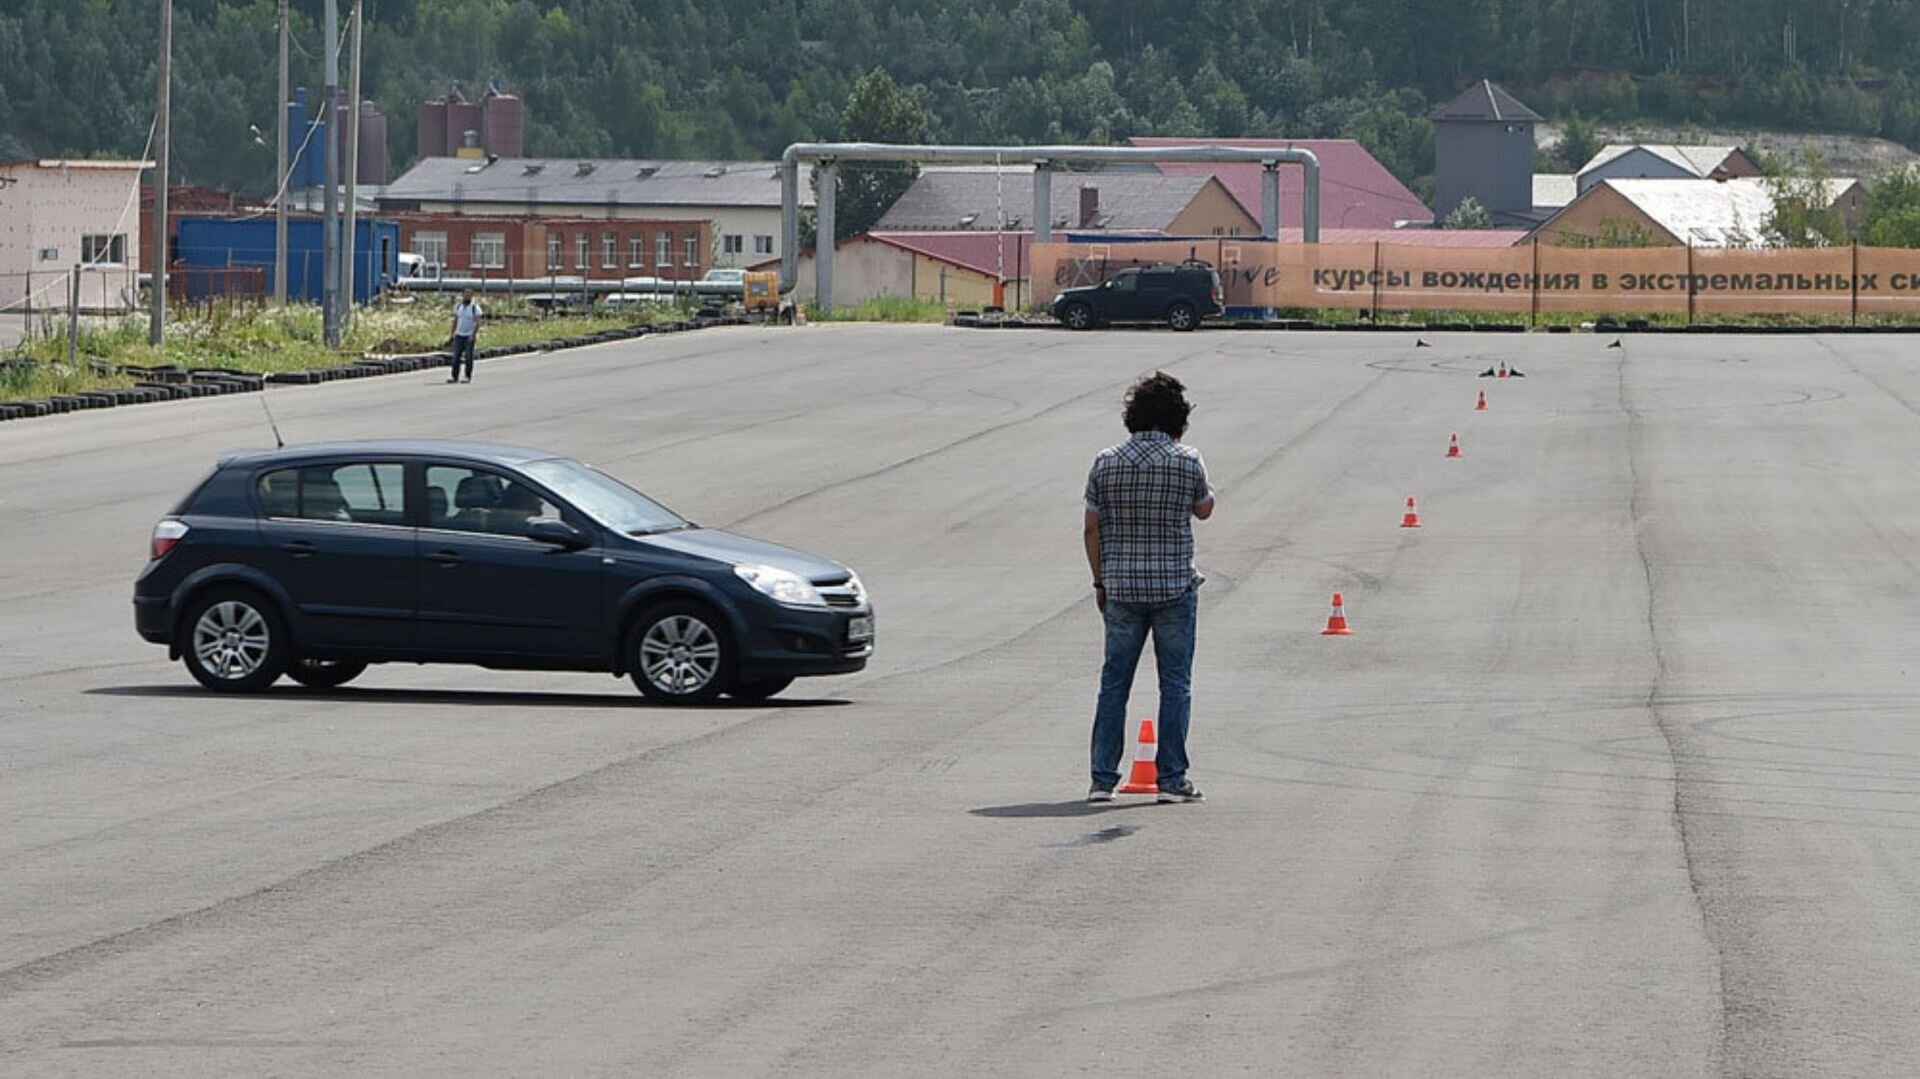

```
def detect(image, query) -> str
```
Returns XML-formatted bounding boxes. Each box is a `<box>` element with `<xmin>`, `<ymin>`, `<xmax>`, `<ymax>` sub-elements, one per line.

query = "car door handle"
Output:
<box><xmin>282</xmin><ymin>540</ymin><xmax>316</xmax><ymax>559</ymax></box>
<box><xmin>427</xmin><ymin>549</ymin><xmax>462</xmax><ymax>567</ymax></box>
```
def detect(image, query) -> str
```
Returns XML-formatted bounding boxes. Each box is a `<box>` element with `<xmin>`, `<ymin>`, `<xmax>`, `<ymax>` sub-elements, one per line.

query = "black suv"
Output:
<box><xmin>1050</xmin><ymin>262</ymin><xmax>1224</xmax><ymax>331</ymax></box>
<box><xmin>133</xmin><ymin>441</ymin><xmax>873</xmax><ymax>703</ymax></box>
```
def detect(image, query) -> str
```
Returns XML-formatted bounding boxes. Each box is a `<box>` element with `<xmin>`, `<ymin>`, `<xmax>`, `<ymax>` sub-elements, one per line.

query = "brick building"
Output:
<box><xmin>392</xmin><ymin>214</ymin><xmax>712</xmax><ymax>281</ymax></box>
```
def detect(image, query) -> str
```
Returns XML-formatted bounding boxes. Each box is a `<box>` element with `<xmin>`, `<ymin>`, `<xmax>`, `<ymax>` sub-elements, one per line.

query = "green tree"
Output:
<box><xmin>1442</xmin><ymin>195</ymin><xmax>1492</xmax><ymax>229</ymax></box>
<box><xmin>831</xmin><ymin>67</ymin><xmax>927</xmax><ymax>240</ymax></box>
<box><xmin>1861</xmin><ymin>168</ymin><xmax>1920</xmax><ymax>247</ymax></box>
<box><xmin>1763</xmin><ymin>149</ymin><xmax>1851</xmax><ymax>247</ymax></box>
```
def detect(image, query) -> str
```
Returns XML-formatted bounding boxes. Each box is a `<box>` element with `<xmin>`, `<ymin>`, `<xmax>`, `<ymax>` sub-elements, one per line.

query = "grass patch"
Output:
<box><xmin>2</xmin><ymin>298</ymin><xmax>680</xmax><ymax>403</ymax></box>
<box><xmin>808</xmin><ymin>296</ymin><xmax>951</xmax><ymax>323</ymax></box>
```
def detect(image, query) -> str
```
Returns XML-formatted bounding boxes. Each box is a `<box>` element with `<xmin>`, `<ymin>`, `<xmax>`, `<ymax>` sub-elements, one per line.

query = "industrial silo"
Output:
<box><xmin>417</xmin><ymin>98</ymin><xmax>448</xmax><ymax>161</ymax></box>
<box><xmin>446</xmin><ymin>99</ymin><xmax>483</xmax><ymax>157</ymax></box>
<box><xmin>357</xmin><ymin>101</ymin><xmax>389</xmax><ymax>185</ymax></box>
<box><xmin>483</xmin><ymin>91</ymin><xmax>526</xmax><ymax>158</ymax></box>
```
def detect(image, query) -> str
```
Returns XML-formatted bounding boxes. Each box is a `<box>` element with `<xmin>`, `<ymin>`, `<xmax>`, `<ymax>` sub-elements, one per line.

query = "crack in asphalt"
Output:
<box><xmin>1616</xmin><ymin>337</ymin><xmax>1733</xmax><ymax>1075</ymax></box>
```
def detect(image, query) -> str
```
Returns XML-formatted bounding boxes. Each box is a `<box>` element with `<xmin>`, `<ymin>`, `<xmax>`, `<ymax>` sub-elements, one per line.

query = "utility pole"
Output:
<box><xmin>150</xmin><ymin>0</ymin><xmax>172</xmax><ymax>346</ymax></box>
<box><xmin>321</xmin><ymin>0</ymin><xmax>340</xmax><ymax>346</ymax></box>
<box><xmin>343</xmin><ymin>0</ymin><xmax>363</xmax><ymax>326</ymax></box>
<box><xmin>274</xmin><ymin>0</ymin><xmax>288</xmax><ymax>306</ymax></box>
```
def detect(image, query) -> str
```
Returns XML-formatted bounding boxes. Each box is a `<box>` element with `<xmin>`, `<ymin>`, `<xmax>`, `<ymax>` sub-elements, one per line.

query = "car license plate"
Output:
<box><xmin>847</xmin><ymin>615</ymin><xmax>874</xmax><ymax>642</ymax></box>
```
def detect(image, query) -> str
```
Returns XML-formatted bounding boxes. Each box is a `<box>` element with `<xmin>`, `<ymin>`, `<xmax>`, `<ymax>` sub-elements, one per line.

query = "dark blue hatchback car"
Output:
<box><xmin>134</xmin><ymin>441</ymin><xmax>873</xmax><ymax>703</ymax></box>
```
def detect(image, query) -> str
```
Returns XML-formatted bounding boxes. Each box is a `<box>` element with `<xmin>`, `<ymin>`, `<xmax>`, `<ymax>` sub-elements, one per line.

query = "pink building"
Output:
<box><xmin>0</xmin><ymin>159</ymin><xmax>151</xmax><ymax>314</ymax></box>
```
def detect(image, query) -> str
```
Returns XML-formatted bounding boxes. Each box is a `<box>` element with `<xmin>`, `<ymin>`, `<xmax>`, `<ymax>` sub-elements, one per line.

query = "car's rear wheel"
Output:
<box><xmin>1167</xmin><ymin>301</ymin><xmax>1198</xmax><ymax>331</ymax></box>
<box><xmin>182</xmin><ymin>587</ymin><xmax>288</xmax><ymax>693</ymax></box>
<box><xmin>1061</xmin><ymin>303</ymin><xmax>1094</xmax><ymax>330</ymax></box>
<box><xmin>286</xmin><ymin>658</ymin><xmax>367</xmax><ymax>689</ymax></box>
<box><xmin>630</xmin><ymin>601</ymin><xmax>733</xmax><ymax>704</ymax></box>
<box><xmin>729</xmin><ymin>676</ymin><xmax>794</xmax><ymax>702</ymax></box>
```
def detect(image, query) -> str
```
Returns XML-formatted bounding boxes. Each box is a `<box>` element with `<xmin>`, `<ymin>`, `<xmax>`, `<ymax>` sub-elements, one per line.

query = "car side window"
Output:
<box><xmin>425</xmin><ymin>465</ymin><xmax>561</xmax><ymax>537</ymax></box>
<box><xmin>1108</xmin><ymin>273</ymin><xmax>1139</xmax><ymax>291</ymax></box>
<box><xmin>258</xmin><ymin>463</ymin><xmax>406</xmax><ymax>525</ymax></box>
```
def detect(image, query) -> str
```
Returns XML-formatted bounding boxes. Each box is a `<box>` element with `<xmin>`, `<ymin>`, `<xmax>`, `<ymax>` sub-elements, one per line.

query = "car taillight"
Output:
<box><xmin>151</xmin><ymin>519</ymin><xmax>189</xmax><ymax>560</ymax></box>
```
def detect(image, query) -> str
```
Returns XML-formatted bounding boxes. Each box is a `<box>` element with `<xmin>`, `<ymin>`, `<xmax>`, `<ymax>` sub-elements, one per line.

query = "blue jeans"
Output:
<box><xmin>449</xmin><ymin>334</ymin><xmax>476</xmax><ymax>380</ymax></box>
<box><xmin>1091</xmin><ymin>585</ymin><xmax>1197</xmax><ymax>791</ymax></box>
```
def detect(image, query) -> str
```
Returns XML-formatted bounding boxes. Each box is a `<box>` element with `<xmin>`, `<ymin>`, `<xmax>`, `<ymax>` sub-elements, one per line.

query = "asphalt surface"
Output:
<box><xmin>4</xmin><ymin>324</ymin><xmax>1920</xmax><ymax>1076</ymax></box>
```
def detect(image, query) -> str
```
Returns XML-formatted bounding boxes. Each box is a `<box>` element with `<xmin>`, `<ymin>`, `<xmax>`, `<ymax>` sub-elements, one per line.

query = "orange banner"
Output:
<box><xmin>1027</xmin><ymin>241</ymin><xmax>1920</xmax><ymax>319</ymax></box>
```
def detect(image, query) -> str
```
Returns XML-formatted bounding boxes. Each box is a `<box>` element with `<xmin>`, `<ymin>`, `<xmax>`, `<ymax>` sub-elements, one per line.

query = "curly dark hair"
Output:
<box><xmin>1122</xmin><ymin>371</ymin><xmax>1192</xmax><ymax>437</ymax></box>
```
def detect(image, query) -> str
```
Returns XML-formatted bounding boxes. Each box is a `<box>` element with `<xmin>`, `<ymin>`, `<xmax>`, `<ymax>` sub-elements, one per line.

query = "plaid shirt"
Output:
<box><xmin>1085</xmin><ymin>431</ymin><xmax>1212</xmax><ymax>603</ymax></box>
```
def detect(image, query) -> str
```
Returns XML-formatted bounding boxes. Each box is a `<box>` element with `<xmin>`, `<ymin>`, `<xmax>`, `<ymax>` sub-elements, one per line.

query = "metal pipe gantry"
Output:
<box><xmin>780</xmin><ymin>142</ymin><xmax>1322</xmax><ymax>309</ymax></box>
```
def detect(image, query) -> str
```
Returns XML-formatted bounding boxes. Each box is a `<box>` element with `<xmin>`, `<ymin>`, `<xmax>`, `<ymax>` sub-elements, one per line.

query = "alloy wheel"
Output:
<box><xmin>640</xmin><ymin>614</ymin><xmax>722</xmax><ymax>695</ymax></box>
<box><xmin>192</xmin><ymin>600</ymin><xmax>272</xmax><ymax>681</ymax></box>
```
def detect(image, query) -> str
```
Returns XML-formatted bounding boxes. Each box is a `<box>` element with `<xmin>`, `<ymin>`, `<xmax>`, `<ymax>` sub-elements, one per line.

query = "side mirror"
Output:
<box><xmin>527</xmin><ymin>518</ymin><xmax>589</xmax><ymax>550</ymax></box>
<box><xmin>1102</xmin><ymin>280</ymin><xmax>1115</xmax><ymax>289</ymax></box>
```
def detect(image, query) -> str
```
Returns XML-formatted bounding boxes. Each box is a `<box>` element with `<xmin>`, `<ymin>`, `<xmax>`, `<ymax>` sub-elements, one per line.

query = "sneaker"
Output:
<box><xmin>1157</xmin><ymin>782</ymin><xmax>1203</xmax><ymax>804</ymax></box>
<box><xmin>1086</xmin><ymin>785</ymin><xmax>1115</xmax><ymax>803</ymax></box>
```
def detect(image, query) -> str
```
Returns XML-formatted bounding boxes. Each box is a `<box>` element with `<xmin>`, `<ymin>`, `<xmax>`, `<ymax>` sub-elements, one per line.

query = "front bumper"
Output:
<box><xmin>738</xmin><ymin>603</ymin><xmax>874</xmax><ymax>680</ymax></box>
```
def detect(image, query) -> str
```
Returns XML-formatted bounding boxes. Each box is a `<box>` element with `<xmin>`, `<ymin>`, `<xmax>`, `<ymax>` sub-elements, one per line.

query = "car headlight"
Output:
<box><xmin>734</xmin><ymin>564</ymin><xmax>827</xmax><ymax>608</ymax></box>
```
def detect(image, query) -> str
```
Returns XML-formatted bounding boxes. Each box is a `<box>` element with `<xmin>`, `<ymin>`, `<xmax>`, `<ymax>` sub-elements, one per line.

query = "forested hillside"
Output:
<box><xmin>8</xmin><ymin>0</ymin><xmax>1920</xmax><ymax>198</ymax></box>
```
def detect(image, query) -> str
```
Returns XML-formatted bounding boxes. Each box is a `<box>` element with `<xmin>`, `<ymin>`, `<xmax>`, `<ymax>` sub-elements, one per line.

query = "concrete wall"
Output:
<box><xmin>784</xmin><ymin>240</ymin><xmax>1001</xmax><ymax>308</ymax></box>
<box><xmin>0</xmin><ymin>162</ymin><xmax>145</xmax><ymax>313</ymax></box>
<box><xmin>1167</xmin><ymin>180</ymin><xmax>1262</xmax><ymax>237</ymax></box>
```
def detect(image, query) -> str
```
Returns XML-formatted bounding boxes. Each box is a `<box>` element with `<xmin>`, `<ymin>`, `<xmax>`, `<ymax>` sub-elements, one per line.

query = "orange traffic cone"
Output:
<box><xmin>1322</xmin><ymin>592</ymin><xmax>1354</xmax><ymax>635</ymax></box>
<box><xmin>1117</xmin><ymin>718</ymin><xmax>1161</xmax><ymax>794</ymax></box>
<box><xmin>1400</xmin><ymin>496</ymin><xmax>1422</xmax><ymax>528</ymax></box>
<box><xmin>1498</xmin><ymin>360</ymin><xmax>1509</xmax><ymax>379</ymax></box>
<box><xmin>1475</xmin><ymin>390</ymin><xmax>1488</xmax><ymax>411</ymax></box>
<box><xmin>1446</xmin><ymin>432</ymin><xmax>1463</xmax><ymax>458</ymax></box>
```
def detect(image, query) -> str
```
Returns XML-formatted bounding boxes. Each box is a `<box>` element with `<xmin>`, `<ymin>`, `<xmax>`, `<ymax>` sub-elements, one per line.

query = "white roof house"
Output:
<box><xmin>1576</xmin><ymin>144</ymin><xmax>1762</xmax><ymax>194</ymax></box>
<box><xmin>0</xmin><ymin>159</ymin><xmax>152</xmax><ymax>314</ymax></box>
<box><xmin>1531</xmin><ymin>176</ymin><xmax>1864</xmax><ymax>248</ymax></box>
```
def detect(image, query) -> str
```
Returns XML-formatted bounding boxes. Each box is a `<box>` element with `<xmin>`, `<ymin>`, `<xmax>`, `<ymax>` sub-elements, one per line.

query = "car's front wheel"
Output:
<box><xmin>286</xmin><ymin>658</ymin><xmax>367</xmax><ymax>689</ymax></box>
<box><xmin>181</xmin><ymin>587</ymin><xmax>289</xmax><ymax>693</ymax></box>
<box><xmin>1060</xmin><ymin>302</ymin><xmax>1094</xmax><ymax>330</ymax></box>
<box><xmin>630</xmin><ymin>601</ymin><xmax>733</xmax><ymax>704</ymax></box>
<box><xmin>1166</xmin><ymin>301</ymin><xmax>1198</xmax><ymax>331</ymax></box>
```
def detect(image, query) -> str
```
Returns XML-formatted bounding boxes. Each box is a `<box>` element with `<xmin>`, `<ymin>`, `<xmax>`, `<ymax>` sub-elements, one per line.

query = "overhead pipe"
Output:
<box><xmin>780</xmin><ymin>142</ymin><xmax>1322</xmax><ymax>307</ymax></box>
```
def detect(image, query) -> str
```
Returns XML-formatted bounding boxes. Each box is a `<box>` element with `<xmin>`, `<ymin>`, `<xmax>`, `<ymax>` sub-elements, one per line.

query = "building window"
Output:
<box><xmin>656</xmin><ymin>233</ymin><xmax>671</xmax><ymax>268</ymax></box>
<box><xmin>754</xmin><ymin>234</ymin><xmax>774</xmax><ymax>255</ymax></box>
<box><xmin>547</xmin><ymin>233</ymin><xmax>562</xmax><ymax>271</ymax></box>
<box><xmin>683</xmin><ymin>234</ymin><xmax>699</xmax><ymax>268</ymax></box>
<box><xmin>81</xmin><ymin>234</ymin><xmax>127</xmax><ymax>265</ymax></box>
<box><xmin>470</xmin><ymin>232</ymin><xmax>506</xmax><ymax>270</ymax></box>
<box><xmin>412</xmin><ymin>231</ymin><xmax>448</xmax><ymax>271</ymax></box>
<box><xmin>602</xmin><ymin>231</ymin><xmax>617</xmax><ymax>269</ymax></box>
<box><xmin>723</xmin><ymin>234</ymin><xmax>743</xmax><ymax>255</ymax></box>
<box><xmin>628</xmin><ymin>234</ymin><xmax>646</xmax><ymax>268</ymax></box>
<box><xmin>574</xmin><ymin>233</ymin><xmax>589</xmax><ymax>270</ymax></box>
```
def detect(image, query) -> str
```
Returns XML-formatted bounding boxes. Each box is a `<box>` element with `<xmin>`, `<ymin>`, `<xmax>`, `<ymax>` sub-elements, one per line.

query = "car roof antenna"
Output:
<box><xmin>259</xmin><ymin>396</ymin><xmax>285</xmax><ymax>449</ymax></box>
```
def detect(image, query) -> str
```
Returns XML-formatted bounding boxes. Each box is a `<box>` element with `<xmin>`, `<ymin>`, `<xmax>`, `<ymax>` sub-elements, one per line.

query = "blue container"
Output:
<box><xmin>176</xmin><ymin>217</ymin><xmax>402</xmax><ymax>304</ymax></box>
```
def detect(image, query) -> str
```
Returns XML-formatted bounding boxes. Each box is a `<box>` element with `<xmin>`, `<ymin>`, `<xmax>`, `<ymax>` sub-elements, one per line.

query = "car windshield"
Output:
<box><xmin>519</xmin><ymin>458</ymin><xmax>688</xmax><ymax>535</ymax></box>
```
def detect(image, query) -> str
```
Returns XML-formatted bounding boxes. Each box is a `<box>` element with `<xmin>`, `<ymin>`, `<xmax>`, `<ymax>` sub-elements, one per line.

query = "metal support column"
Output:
<box><xmin>1033</xmin><ymin>160</ymin><xmax>1053</xmax><ymax>244</ymax></box>
<box><xmin>150</xmin><ymin>0</ymin><xmax>171</xmax><ymax>345</ymax></box>
<box><xmin>814</xmin><ymin>159</ymin><xmax>837</xmax><ymax>310</ymax></box>
<box><xmin>1261</xmin><ymin>163</ymin><xmax>1280</xmax><ymax>239</ymax></box>
<box><xmin>321</xmin><ymin>0</ymin><xmax>340</xmax><ymax>345</ymax></box>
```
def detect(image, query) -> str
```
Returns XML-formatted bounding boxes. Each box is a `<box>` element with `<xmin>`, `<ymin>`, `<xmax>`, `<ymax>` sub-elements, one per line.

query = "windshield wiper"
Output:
<box><xmin>628</xmin><ymin>523</ymin><xmax>692</xmax><ymax>536</ymax></box>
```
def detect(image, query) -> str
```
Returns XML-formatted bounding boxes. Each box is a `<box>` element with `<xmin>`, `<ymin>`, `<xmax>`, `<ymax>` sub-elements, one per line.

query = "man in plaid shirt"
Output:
<box><xmin>1082</xmin><ymin>372</ymin><xmax>1215</xmax><ymax>803</ymax></box>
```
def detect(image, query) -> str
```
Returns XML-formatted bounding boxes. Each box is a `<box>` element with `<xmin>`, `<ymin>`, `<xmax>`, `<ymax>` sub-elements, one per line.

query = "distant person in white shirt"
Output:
<box><xmin>448</xmin><ymin>291</ymin><xmax>483</xmax><ymax>383</ymax></box>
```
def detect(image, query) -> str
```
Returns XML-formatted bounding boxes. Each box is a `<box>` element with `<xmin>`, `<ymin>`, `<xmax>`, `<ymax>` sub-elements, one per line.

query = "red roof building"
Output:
<box><xmin>1128</xmin><ymin>137</ymin><xmax>1433</xmax><ymax>231</ymax></box>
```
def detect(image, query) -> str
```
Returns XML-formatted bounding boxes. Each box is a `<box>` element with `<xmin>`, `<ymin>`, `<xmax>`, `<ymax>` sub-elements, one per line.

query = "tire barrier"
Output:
<box><xmin>0</xmin><ymin>315</ymin><xmax>751</xmax><ymax>424</ymax></box>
